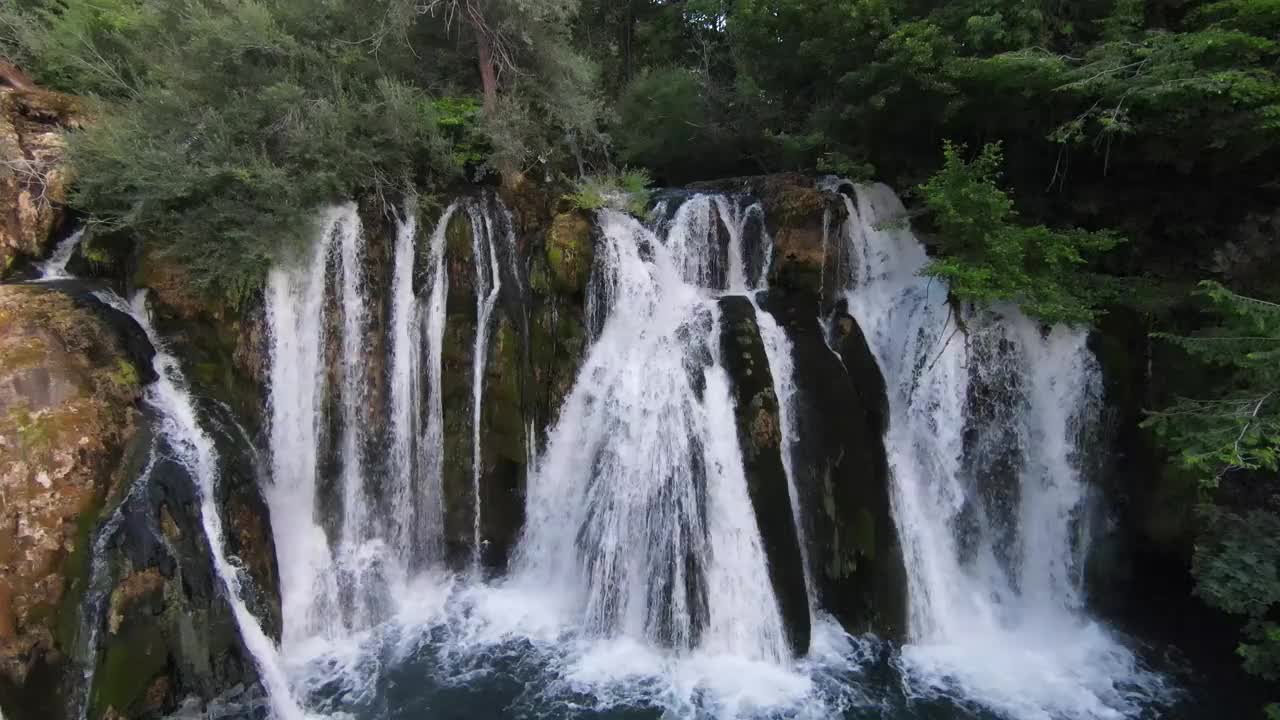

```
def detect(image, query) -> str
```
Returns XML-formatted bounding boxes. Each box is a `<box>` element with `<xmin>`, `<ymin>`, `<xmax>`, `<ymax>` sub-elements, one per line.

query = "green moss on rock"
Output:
<box><xmin>545</xmin><ymin>212</ymin><xmax>594</xmax><ymax>295</ymax></box>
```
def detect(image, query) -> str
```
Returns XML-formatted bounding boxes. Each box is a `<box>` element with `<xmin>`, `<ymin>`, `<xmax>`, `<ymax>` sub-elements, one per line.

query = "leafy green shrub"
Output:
<box><xmin>917</xmin><ymin>141</ymin><xmax>1123</xmax><ymax>324</ymax></box>
<box><xmin>563</xmin><ymin>169</ymin><xmax>653</xmax><ymax>216</ymax></box>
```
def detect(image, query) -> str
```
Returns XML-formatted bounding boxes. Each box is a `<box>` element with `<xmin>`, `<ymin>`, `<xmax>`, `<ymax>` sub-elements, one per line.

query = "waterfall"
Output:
<box><xmin>97</xmin><ymin>289</ymin><xmax>306</xmax><ymax>720</ymax></box>
<box><xmin>837</xmin><ymin>182</ymin><xmax>1160</xmax><ymax>719</ymax></box>
<box><xmin>36</xmin><ymin>227</ymin><xmax>84</xmax><ymax>280</ymax></box>
<box><xmin>335</xmin><ymin>204</ymin><xmax>378</xmax><ymax>628</ymax></box>
<box><xmin>412</xmin><ymin>202</ymin><xmax>459</xmax><ymax>567</ymax></box>
<box><xmin>388</xmin><ymin>210</ymin><xmax>420</xmax><ymax>563</ymax></box>
<box><xmin>514</xmin><ymin>205</ymin><xmax>791</xmax><ymax>662</ymax></box>
<box><xmin>266</xmin><ymin>205</ymin><xmax>354</xmax><ymax>646</ymax></box>
<box><xmin>467</xmin><ymin>201</ymin><xmax>503</xmax><ymax>571</ymax></box>
<box><xmin>266</xmin><ymin>197</ymin><xmax>515</xmax><ymax>652</ymax></box>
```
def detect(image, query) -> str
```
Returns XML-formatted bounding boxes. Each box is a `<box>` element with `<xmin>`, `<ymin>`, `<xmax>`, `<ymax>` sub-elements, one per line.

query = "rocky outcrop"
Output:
<box><xmin>689</xmin><ymin>173</ymin><xmax>849</xmax><ymax>301</ymax></box>
<box><xmin>0</xmin><ymin>89</ymin><xmax>81</xmax><ymax>276</ymax></box>
<box><xmin>718</xmin><ymin>296</ymin><xmax>811</xmax><ymax>657</ymax></box>
<box><xmin>544</xmin><ymin>211</ymin><xmax>594</xmax><ymax>295</ymax></box>
<box><xmin>760</xmin><ymin>291</ymin><xmax>907</xmax><ymax>640</ymax></box>
<box><xmin>132</xmin><ymin>249</ymin><xmax>269</xmax><ymax>428</ymax></box>
<box><xmin>0</xmin><ymin>284</ymin><xmax>146</xmax><ymax>720</ymax></box>
<box><xmin>0</xmin><ymin>283</ymin><xmax>278</xmax><ymax>720</ymax></box>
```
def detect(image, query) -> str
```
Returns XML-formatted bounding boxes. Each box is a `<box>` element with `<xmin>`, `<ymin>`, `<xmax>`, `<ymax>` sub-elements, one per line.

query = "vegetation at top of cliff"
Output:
<box><xmin>563</xmin><ymin>168</ymin><xmax>652</xmax><ymax>216</ymax></box>
<box><xmin>0</xmin><ymin>0</ymin><xmax>601</xmax><ymax>299</ymax></box>
<box><xmin>917</xmin><ymin>141</ymin><xmax>1122</xmax><ymax>324</ymax></box>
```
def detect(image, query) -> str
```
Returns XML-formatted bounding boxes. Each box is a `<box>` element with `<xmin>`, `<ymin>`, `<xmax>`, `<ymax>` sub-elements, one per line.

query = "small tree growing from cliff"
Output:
<box><xmin>917</xmin><ymin>141</ymin><xmax>1123</xmax><ymax>325</ymax></box>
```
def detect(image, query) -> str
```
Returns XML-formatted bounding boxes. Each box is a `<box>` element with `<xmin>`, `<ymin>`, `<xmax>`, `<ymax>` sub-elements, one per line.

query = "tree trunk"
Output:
<box><xmin>472</xmin><ymin>22</ymin><xmax>499</xmax><ymax>115</ymax></box>
<box><xmin>470</xmin><ymin>18</ymin><xmax>518</xmax><ymax>189</ymax></box>
<box><xmin>623</xmin><ymin>0</ymin><xmax>635</xmax><ymax>85</ymax></box>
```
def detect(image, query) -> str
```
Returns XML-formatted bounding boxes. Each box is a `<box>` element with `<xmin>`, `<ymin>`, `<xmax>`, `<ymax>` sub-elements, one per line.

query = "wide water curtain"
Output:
<box><xmin>267</xmin><ymin>197</ymin><xmax>520</xmax><ymax>649</ymax></box>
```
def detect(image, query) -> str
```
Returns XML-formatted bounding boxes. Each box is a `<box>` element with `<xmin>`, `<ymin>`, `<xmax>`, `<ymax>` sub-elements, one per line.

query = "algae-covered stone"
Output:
<box><xmin>0</xmin><ymin>284</ymin><xmax>144</xmax><ymax>719</ymax></box>
<box><xmin>686</xmin><ymin>174</ymin><xmax>838</xmax><ymax>298</ymax></box>
<box><xmin>545</xmin><ymin>212</ymin><xmax>594</xmax><ymax>295</ymax></box>
<box><xmin>717</xmin><ymin>296</ymin><xmax>810</xmax><ymax>657</ymax></box>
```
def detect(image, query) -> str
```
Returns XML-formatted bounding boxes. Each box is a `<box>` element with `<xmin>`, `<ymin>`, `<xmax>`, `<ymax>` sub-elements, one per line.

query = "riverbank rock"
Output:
<box><xmin>718</xmin><ymin>296</ymin><xmax>811</xmax><ymax>657</ymax></box>
<box><xmin>0</xmin><ymin>89</ymin><xmax>82</xmax><ymax>276</ymax></box>
<box><xmin>0</xmin><ymin>284</ymin><xmax>145</xmax><ymax>719</ymax></box>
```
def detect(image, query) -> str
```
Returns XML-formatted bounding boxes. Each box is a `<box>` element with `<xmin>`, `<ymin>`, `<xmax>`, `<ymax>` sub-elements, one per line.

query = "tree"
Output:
<box><xmin>420</xmin><ymin>0</ymin><xmax>603</xmax><ymax>185</ymax></box>
<box><xmin>916</xmin><ymin>141</ymin><xmax>1122</xmax><ymax>324</ymax></box>
<box><xmin>1145</xmin><ymin>281</ymin><xmax>1280</xmax><ymax>715</ymax></box>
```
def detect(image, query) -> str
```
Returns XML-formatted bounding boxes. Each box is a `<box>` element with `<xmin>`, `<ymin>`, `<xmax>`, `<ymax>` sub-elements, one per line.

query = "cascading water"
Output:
<box><xmin>467</xmin><ymin>201</ymin><xmax>503</xmax><ymax>571</ymax></box>
<box><xmin>266</xmin><ymin>198</ymin><xmax>514</xmax><ymax>659</ymax></box>
<box><xmin>248</xmin><ymin>184</ymin><xmax>1184</xmax><ymax>720</ymax></box>
<box><xmin>266</xmin><ymin>205</ymin><xmax>358</xmax><ymax>648</ymax></box>
<box><xmin>837</xmin><ymin>182</ymin><xmax>1165</xmax><ymax>719</ymax></box>
<box><xmin>36</xmin><ymin>227</ymin><xmax>84</xmax><ymax>280</ymax></box>
<box><xmin>515</xmin><ymin>205</ymin><xmax>790</xmax><ymax>662</ymax></box>
<box><xmin>100</xmin><ymin>289</ymin><xmax>306</xmax><ymax>720</ymax></box>
<box><xmin>388</xmin><ymin>210</ymin><xmax>421</xmax><ymax>562</ymax></box>
<box><xmin>73</xmin><ymin>446</ymin><xmax>157</xmax><ymax>720</ymax></box>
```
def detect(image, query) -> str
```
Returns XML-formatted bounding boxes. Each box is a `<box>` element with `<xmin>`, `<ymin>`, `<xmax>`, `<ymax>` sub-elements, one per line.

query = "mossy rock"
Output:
<box><xmin>544</xmin><ymin>212</ymin><xmax>594</xmax><ymax>295</ymax></box>
<box><xmin>757</xmin><ymin>291</ymin><xmax>907</xmax><ymax>641</ymax></box>
<box><xmin>0</xmin><ymin>285</ymin><xmax>146</xmax><ymax>720</ymax></box>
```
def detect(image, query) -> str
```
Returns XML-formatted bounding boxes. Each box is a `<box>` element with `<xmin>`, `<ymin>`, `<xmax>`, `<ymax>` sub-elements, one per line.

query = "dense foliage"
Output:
<box><xmin>1146</xmin><ymin>282</ymin><xmax>1280</xmax><ymax>712</ymax></box>
<box><xmin>916</xmin><ymin>141</ymin><xmax>1121</xmax><ymax>324</ymax></box>
<box><xmin>0</xmin><ymin>0</ymin><xmax>600</xmax><ymax>297</ymax></box>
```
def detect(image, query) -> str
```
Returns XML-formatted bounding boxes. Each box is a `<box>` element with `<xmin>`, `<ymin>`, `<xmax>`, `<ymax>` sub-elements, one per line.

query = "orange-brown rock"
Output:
<box><xmin>0</xmin><ymin>284</ymin><xmax>142</xmax><ymax>700</ymax></box>
<box><xmin>0</xmin><ymin>88</ymin><xmax>82</xmax><ymax>275</ymax></box>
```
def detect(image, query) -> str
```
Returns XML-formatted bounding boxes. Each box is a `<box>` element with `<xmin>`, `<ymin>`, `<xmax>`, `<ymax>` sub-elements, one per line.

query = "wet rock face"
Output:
<box><xmin>688</xmin><ymin>173</ymin><xmax>846</xmax><ymax>300</ymax></box>
<box><xmin>759</xmin><ymin>292</ymin><xmax>907</xmax><ymax>641</ymax></box>
<box><xmin>89</xmin><ymin>420</ymin><xmax>268</xmax><ymax>720</ymax></box>
<box><xmin>717</xmin><ymin>296</ymin><xmax>811</xmax><ymax>657</ymax></box>
<box><xmin>0</xmin><ymin>284</ymin><xmax>145</xmax><ymax>719</ymax></box>
<box><xmin>0</xmin><ymin>89</ymin><xmax>81</xmax><ymax>276</ymax></box>
<box><xmin>0</xmin><ymin>283</ymin><xmax>277</xmax><ymax>720</ymax></box>
<box><xmin>132</xmin><ymin>248</ymin><xmax>268</xmax><ymax>431</ymax></box>
<box><xmin>544</xmin><ymin>211</ymin><xmax>594</xmax><ymax>295</ymax></box>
